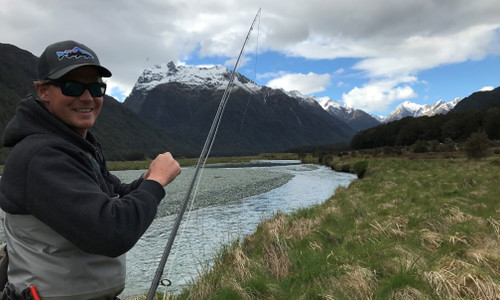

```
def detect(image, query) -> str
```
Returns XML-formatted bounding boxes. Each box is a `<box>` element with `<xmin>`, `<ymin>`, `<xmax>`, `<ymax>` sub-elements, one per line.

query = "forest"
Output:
<box><xmin>350</xmin><ymin>103</ymin><xmax>500</xmax><ymax>150</ymax></box>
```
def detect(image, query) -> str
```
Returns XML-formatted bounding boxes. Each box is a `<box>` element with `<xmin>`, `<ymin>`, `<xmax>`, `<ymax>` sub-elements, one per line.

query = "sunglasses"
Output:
<box><xmin>50</xmin><ymin>81</ymin><xmax>107</xmax><ymax>97</ymax></box>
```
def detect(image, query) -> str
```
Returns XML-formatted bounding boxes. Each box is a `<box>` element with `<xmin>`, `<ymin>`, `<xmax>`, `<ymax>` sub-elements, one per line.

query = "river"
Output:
<box><xmin>115</xmin><ymin>161</ymin><xmax>357</xmax><ymax>298</ymax></box>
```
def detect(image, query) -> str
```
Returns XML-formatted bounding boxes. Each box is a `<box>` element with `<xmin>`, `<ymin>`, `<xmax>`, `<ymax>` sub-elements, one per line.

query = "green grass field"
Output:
<box><xmin>166</xmin><ymin>154</ymin><xmax>500</xmax><ymax>300</ymax></box>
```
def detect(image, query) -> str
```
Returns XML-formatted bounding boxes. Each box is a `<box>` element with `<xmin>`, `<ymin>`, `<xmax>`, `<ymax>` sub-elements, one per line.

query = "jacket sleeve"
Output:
<box><xmin>104</xmin><ymin>169</ymin><xmax>145</xmax><ymax>197</ymax></box>
<box><xmin>24</xmin><ymin>145</ymin><xmax>166</xmax><ymax>257</ymax></box>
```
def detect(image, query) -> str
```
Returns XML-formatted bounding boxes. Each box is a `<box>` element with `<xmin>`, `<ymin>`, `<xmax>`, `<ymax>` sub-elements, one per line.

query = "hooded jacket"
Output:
<box><xmin>0</xmin><ymin>96</ymin><xmax>166</xmax><ymax>299</ymax></box>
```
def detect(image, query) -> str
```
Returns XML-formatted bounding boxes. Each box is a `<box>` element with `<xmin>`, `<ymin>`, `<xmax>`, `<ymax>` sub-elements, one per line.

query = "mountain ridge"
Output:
<box><xmin>383</xmin><ymin>98</ymin><xmax>462</xmax><ymax>123</ymax></box>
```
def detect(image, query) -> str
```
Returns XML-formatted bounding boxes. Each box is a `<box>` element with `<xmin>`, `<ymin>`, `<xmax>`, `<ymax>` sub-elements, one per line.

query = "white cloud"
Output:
<box><xmin>257</xmin><ymin>71</ymin><xmax>289</xmax><ymax>81</ymax></box>
<box><xmin>352</xmin><ymin>25</ymin><xmax>500</xmax><ymax>79</ymax></box>
<box><xmin>106</xmin><ymin>79</ymin><xmax>130</xmax><ymax>102</ymax></box>
<box><xmin>342</xmin><ymin>77</ymin><xmax>418</xmax><ymax>112</ymax></box>
<box><xmin>266</xmin><ymin>72</ymin><xmax>331</xmax><ymax>95</ymax></box>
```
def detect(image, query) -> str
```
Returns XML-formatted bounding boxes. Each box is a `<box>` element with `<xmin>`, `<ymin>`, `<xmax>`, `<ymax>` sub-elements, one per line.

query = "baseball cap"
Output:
<box><xmin>38</xmin><ymin>40</ymin><xmax>112</xmax><ymax>80</ymax></box>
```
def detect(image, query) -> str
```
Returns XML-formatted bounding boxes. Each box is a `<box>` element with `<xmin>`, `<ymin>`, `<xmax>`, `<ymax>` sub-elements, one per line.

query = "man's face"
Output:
<box><xmin>37</xmin><ymin>66</ymin><xmax>104</xmax><ymax>137</ymax></box>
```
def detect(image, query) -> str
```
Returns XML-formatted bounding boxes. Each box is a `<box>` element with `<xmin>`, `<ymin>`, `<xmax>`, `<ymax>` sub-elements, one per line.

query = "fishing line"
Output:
<box><xmin>146</xmin><ymin>8</ymin><xmax>262</xmax><ymax>300</ymax></box>
<box><xmin>237</xmin><ymin>12</ymin><xmax>261</xmax><ymax>155</ymax></box>
<box><xmin>167</xmin><ymin>11</ymin><xmax>263</xmax><ymax>277</ymax></box>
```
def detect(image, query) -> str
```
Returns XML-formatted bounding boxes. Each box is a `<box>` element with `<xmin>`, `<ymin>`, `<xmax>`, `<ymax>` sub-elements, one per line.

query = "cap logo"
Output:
<box><xmin>56</xmin><ymin>46</ymin><xmax>94</xmax><ymax>61</ymax></box>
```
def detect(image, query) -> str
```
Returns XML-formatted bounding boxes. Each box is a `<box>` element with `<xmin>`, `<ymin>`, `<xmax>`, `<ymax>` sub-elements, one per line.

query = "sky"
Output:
<box><xmin>2</xmin><ymin>0</ymin><xmax>500</xmax><ymax>116</ymax></box>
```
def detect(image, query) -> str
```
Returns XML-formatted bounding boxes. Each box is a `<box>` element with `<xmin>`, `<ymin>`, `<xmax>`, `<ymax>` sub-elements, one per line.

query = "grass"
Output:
<box><xmin>163</xmin><ymin>153</ymin><xmax>500</xmax><ymax>300</ymax></box>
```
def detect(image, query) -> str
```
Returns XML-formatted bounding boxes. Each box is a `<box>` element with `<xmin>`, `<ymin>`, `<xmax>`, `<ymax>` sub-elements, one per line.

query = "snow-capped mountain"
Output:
<box><xmin>123</xmin><ymin>62</ymin><xmax>362</xmax><ymax>154</ymax></box>
<box><xmin>383</xmin><ymin>98</ymin><xmax>461</xmax><ymax>123</ymax></box>
<box><xmin>285</xmin><ymin>91</ymin><xmax>381</xmax><ymax>131</ymax></box>
<box><xmin>134</xmin><ymin>61</ymin><xmax>261</xmax><ymax>93</ymax></box>
<box><xmin>315</xmin><ymin>96</ymin><xmax>355</xmax><ymax>117</ymax></box>
<box><xmin>125</xmin><ymin>61</ymin><xmax>262</xmax><ymax>113</ymax></box>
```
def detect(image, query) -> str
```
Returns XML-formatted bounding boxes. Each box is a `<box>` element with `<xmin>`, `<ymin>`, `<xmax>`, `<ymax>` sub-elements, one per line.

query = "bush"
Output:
<box><xmin>412</xmin><ymin>140</ymin><xmax>429</xmax><ymax>153</ymax></box>
<box><xmin>353</xmin><ymin>160</ymin><xmax>368</xmax><ymax>179</ymax></box>
<box><xmin>319</xmin><ymin>154</ymin><xmax>334</xmax><ymax>165</ymax></box>
<box><xmin>383</xmin><ymin>146</ymin><xmax>402</xmax><ymax>156</ymax></box>
<box><xmin>329</xmin><ymin>160</ymin><xmax>350</xmax><ymax>173</ymax></box>
<box><xmin>463</xmin><ymin>131</ymin><xmax>491</xmax><ymax>159</ymax></box>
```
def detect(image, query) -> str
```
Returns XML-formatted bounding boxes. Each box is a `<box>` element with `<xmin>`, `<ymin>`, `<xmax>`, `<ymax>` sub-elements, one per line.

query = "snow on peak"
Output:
<box><xmin>320</xmin><ymin>97</ymin><xmax>344</xmax><ymax>109</ymax></box>
<box><xmin>384</xmin><ymin>98</ymin><xmax>462</xmax><ymax>123</ymax></box>
<box><xmin>400</xmin><ymin>101</ymin><xmax>423</xmax><ymax>112</ymax></box>
<box><xmin>133</xmin><ymin>61</ymin><xmax>261</xmax><ymax>93</ymax></box>
<box><xmin>286</xmin><ymin>90</ymin><xmax>320</xmax><ymax>106</ymax></box>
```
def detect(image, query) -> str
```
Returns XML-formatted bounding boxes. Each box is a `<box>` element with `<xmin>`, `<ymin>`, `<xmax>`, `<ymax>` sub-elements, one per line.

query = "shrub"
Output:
<box><xmin>353</xmin><ymin>160</ymin><xmax>368</xmax><ymax>179</ymax></box>
<box><xmin>463</xmin><ymin>131</ymin><xmax>491</xmax><ymax>159</ymax></box>
<box><xmin>412</xmin><ymin>140</ymin><xmax>429</xmax><ymax>153</ymax></box>
<box><xmin>341</xmin><ymin>163</ymin><xmax>351</xmax><ymax>173</ymax></box>
<box><xmin>320</xmin><ymin>154</ymin><xmax>334</xmax><ymax>165</ymax></box>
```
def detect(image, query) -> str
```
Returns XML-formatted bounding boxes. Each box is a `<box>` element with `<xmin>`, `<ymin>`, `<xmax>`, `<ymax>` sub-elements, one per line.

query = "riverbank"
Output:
<box><xmin>112</xmin><ymin>165</ymin><xmax>297</xmax><ymax>218</ymax></box>
<box><xmin>170</xmin><ymin>155</ymin><xmax>500</xmax><ymax>300</ymax></box>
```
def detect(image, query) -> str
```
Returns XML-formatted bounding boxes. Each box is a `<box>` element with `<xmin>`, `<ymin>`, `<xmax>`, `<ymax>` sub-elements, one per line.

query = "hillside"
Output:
<box><xmin>0</xmin><ymin>44</ymin><xmax>38</xmax><ymax>138</ymax></box>
<box><xmin>350</xmin><ymin>93</ymin><xmax>500</xmax><ymax>150</ymax></box>
<box><xmin>451</xmin><ymin>86</ymin><xmax>500</xmax><ymax>112</ymax></box>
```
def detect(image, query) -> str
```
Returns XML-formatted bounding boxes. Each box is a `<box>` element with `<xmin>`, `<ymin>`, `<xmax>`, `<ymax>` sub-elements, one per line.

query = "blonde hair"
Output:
<box><xmin>34</xmin><ymin>79</ymin><xmax>52</xmax><ymax>86</ymax></box>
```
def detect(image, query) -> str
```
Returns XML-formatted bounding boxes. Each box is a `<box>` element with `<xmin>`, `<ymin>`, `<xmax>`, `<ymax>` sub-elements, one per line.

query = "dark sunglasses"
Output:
<box><xmin>50</xmin><ymin>81</ymin><xmax>107</xmax><ymax>97</ymax></box>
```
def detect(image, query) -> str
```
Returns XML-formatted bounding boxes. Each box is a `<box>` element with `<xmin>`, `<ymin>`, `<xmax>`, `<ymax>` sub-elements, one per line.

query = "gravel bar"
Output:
<box><xmin>112</xmin><ymin>167</ymin><xmax>295</xmax><ymax>218</ymax></box>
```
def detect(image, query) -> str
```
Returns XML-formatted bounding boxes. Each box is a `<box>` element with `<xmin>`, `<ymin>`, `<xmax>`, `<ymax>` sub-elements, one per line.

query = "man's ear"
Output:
<box><xmin>36</xmin><ymin>84</ymin><xmax>50</xmax><ymax>103</ymax></box>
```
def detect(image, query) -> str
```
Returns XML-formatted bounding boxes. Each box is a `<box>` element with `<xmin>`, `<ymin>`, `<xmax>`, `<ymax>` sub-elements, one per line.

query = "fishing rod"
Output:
<box><xmin>145</xmin><ymin>8</ymin><xmax>261</xmax><ymax>300</ymax></box>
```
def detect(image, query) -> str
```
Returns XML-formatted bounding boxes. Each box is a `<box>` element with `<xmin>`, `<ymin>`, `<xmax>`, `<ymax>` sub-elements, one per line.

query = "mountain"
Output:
<box><xmin>0</xmin><ymin>43</ymin><xmax>194</xmax><ymax>162</ymax></box>
<box><xmin>383</xmin><ymin>98</ymin><xmax>461</xmax><ymax>123</ymax></box>
<box><xmin>127</xmin><ymin>61</ymin><xmax>381</xmax><ymax>132</ymax></box>
<box><xmin>0</xmin><ymin>44</ymin><xmax>38</xmax><ymax>131</ymax></box>
<box><xmin>451</xmin><ymin>86</ymin><xmax>500</xmax><ymax>112</ymax></box>
<box><xmin>124</xmin><ymin>61</ymin><xmax>260</xmax><ymax>113</ymax></box>
<box><xmin>312</xmin><ymin>96</ymin><xmax>381</xmax><ymax>131</ymax></box>
<box><xmin>123</xmin><ymin>62</ymin><xmax>357</xmax><ymax>156</ymax></box>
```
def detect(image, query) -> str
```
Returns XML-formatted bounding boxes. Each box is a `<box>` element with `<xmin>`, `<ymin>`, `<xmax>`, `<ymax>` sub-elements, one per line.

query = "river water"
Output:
<box><xmin>116</xmin><ymin>161</ymin><xmax>357</xmax><ymax>298</ymax></box>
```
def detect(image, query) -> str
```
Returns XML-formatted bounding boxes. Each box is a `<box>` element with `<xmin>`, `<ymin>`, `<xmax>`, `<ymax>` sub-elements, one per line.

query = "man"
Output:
<box><xmin>0</xmin><ymin>40</ymin><xmax>181</xmax><ymax>299</ymax></box>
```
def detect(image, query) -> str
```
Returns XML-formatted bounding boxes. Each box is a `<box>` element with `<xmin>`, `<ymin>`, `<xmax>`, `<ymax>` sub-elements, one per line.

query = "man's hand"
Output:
<box><xmin>143</xmin><ymin>152</ymin><xmax>181</xmax><ymax>187</ymax></box>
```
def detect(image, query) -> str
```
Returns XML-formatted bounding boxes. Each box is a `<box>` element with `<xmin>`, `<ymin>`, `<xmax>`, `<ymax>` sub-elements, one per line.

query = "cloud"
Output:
<box><xmin>106</xmin><ymin>81</ymin><xmax>129</xmax><ymax>102</ymax></box>
<box><xmin>2</xmin><ymin>0</ymin><xmax>500</xmax><ymax>110</ymax></box>
<box><xmin>342</xmin><ymin>77</ymin><xmax>418</xmax><ymax>112</ymax></box>
<box><xmin>352</xmin><ymin>25</ymin><xmax>500</xmax><ymax>79</ymax></box>
<box><xmin>266</xmin><ymin>72</ymin><xmax>331</xmax><ymax>95</ymax></box>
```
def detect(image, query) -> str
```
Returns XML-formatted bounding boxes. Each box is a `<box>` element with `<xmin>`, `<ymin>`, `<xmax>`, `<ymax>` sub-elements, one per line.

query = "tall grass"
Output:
<box><xmin>170</xmin><ymin>155</ymin><xmax>500</xmax><ymax>300</ymax></box>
